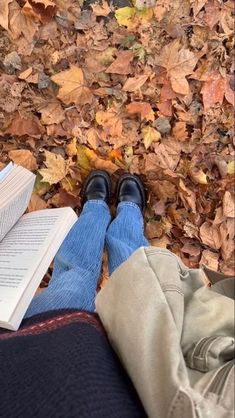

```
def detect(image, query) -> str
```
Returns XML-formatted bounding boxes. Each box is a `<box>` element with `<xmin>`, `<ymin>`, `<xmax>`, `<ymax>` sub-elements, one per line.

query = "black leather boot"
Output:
<box><xmin>81</xmin><ymin>170</ymin><xmax>111</xmax><ymax>207</ymax></box>
<box><xmin>116</xmin><ymin>173</ymin><xmax>146</xmax><ymax>213</ymax></box>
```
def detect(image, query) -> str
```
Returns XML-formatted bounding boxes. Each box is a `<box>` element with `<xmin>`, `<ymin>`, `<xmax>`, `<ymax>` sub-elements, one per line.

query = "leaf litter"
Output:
<box><xmin>0</xmin><ymin>0</ymin><xmax>234</xmax><ymax>282</ymax></box>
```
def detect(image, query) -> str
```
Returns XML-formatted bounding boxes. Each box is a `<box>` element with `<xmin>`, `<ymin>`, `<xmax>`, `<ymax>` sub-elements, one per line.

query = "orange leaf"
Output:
<box><xmin>159</xmin><ymin>39</ymin><xmax>198</xmax><ymax>95</ymax></box>
<box><xmin>126</xmin><ymin>101</ymin><xmax>154</xmax><ymax>121</ymax></box>
<box><xmin>201</xmin><ymin>72</ymin><xmax>226</xmax><ymax>109</ymax></box>
<box><xmin>105</xmin><ymin>50</ymin><xmax>134</xmax><ymax>75</ymax></box>
<box><xmin>5</xmin><ymin>112</ymin><xmax>44</xmax><ymax>137</ymax></box>
<box><xmin>51</xmin><ymin>65</ymin><xmax>93</xmax><ymax>106</ymax></box>
<box><xmin>96</xmin><ymin>108</ymin><xmax>123</xmax><ymax>137</ymax></box>
<box><xmin>91</xmin><ymin>1</ymin><xmax>111</xmax><ymax>16</ymax></box>
<box><xmin>8</xmin><ymin>149</ymin><xmax>38</xmax><ymax>171</ymax></box>
<box><xmin>122</xmin><ymin>74</ymin><xmax>148</xmax><ymax>92</ymax></box>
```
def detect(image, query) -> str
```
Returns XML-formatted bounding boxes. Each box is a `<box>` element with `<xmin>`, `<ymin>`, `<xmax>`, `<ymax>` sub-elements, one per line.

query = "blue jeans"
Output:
<box><xmin>25</xmin><ymin>201</ymin><xmax>149</xmax><ymax>318</ymax></box>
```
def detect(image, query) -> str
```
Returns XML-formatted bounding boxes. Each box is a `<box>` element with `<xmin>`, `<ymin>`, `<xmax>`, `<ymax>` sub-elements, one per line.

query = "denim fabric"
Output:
<box><xmin>25</xmin><ymin>200</ymin><xmax>148</xmax><ymax>318</ymax></box>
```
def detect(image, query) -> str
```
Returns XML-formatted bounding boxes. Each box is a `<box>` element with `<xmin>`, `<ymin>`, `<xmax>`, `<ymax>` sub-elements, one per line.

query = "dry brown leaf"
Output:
<box><xmin>0</xmin><ymin>0</ymin><xmax>13</xmax><ymax>31</ymax></box>
<box><xmin>39</xmin><ymin>150</ymin><xmax>70</xmax><ymax>185</ymax></box>
<box><xmin>146</xmin><ymin>139</ymin><xmax>181</xmax><ymax>171</ymax></box>
<box><xmin>158</xmin><ymin>39</ymin><xmax>198</xmax><ymax>94</ymax></box>
<box><xmin>37</xmin><ymin>100</ymin><xmax>65</xmax><ymax>125</ymax></box>
<box><xmin>28</xmin><ymin>193</ymin><xmax>47</xmax><ymax>212</ymax></box>
<box><xmin>179</xmin><ymin>179</ymin><xmax>197</xmax><ymax>213</ymax></box>
<box><xmin>222</xmin><ymin>191</ymin><xmax>235</xmax><ymax>218</ymax></box>
<box><xmin>200</xmin><ymin>249</ymin><xmax>219</xmax><ymax>271</ymax></box>
<box><xmin>123</xmin><ymin>74</ymin><xmax>148</xmax><ymax>92</ymax></box>
<box><xmin>220</xmin><ymin>219</ymin><xmax>234</xmax><ymax>261</ymax></box>
<box><xmin>91</xmin><ymin>1</ymin><xmax>111</xmax><ymax>16</ymax></box>
<box><xmin>126</xmin><ymin>102</ymin><xmax>154</xmax><ymax>121</ymax></box>
<box><xmin>225</xmin><ymin>75</ymin><xmax>235</xmax><ymax>106</ymax></box>
<box><xmin>51</xmin><ymin>65</ymin><xmax>93</xmax><ymax>105</ymax></box>
<box><xmin>8</xmin><ymin>149</ymin><xmax>38</xmax><ymax>170</ymax></box>
<box><xmin>96</xmin><ymin>107</ymin><xmax>123</xmax><ymax>137</ymax></box>
<box><xmin>91</xmin><ymin>156</ymin><xmax>119</xmax><ymax>174</ymax></box>
<box><xmin>22</xmin><ymin>0</ymin><xmax>56</xmax><ymax>23</ymax></box>
<box><xmin>201</xmin><ymin>72</ymin><xmax>226</xmax><ymax>110</ymax></box>
<box><xmin>172</xmin><ymin>121</ymin><xmax>188</xmax><ymax>141</ymax></box>
<box><xmin>200</xmin><ymin>221</ymin><xmax>221</xmax><ymax>250</ymax></box>
<box><xmin>5</xmin><ymin>112</ymin><xmax>44</xmax><ymax>137</ymax></box>
<box><xmin>181</xmin><ymin>242</ymin><xmax>201</xmax><ymax>257</ymax></box>
<box><xmin>190</xmin><ymin>167</ymin><xmax>208</xmax><ymax>185</ymax></box>
<box><xmin>8</xmin><ymin>0</ymin><xmax>39</xmax><ymax>41</ymax></box>
<box><xmin>105</xmin><ymin>50</ymin><xmax>134</xmax><ymax>75</ymax></box>
<box><xmin>18</xmin><ymin>67</ymin><xmax>38</xmax><ymax>84</ymax></box>
<box><xmin>86</xmin><ymin>128</ymin><xmax>100</xmax><ymax>149</ymax></box>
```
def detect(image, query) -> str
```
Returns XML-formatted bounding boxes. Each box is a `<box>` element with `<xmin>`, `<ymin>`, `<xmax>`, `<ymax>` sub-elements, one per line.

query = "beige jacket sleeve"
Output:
<box><xmin>95</xmin><ymin>247</ymin><xmax>234</xmax><ymax>418</ymax></box>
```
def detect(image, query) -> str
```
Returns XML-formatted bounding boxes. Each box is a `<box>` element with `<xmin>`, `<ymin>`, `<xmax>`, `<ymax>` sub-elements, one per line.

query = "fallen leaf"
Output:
<box><xmin>105</xmin><ymin>50</ymin><xmax>134</xmax><ymax>75</ymax></box>
<box><xmin>172</xmin><ymin>121</ymin><xmax>188</xmax><ymax>141</ymax></box>
<box><xmin>200</xmin><ymin>249</ymin><xmax>219</xmax><ymax>271</ymax></box>
<box><xmin>181</xmin><ymin>242</ymin><xmax>201</xmax><ymax>257</ymax></box>
<box><xmin>225</xmin><ymin>75</ymin><xmax>235</xmax><ymax>106</ymax></box>
<box><xmin>126</xmin><ymin>101</ymin><xmax>154</xmax><ymax>121</ymax></box>
<box><xmin>96</xmin><ymin>107</ymin><xmax>123</xmax><ymax>137</ymax></box>
<box><xmin>86</xmin><ymin>128</ymin><xmax>100</xmax><ymax>149</ymax></box>
<box><xmin>179</xmin><ymin>179</ymin><xmax>197</xmax><ymax>213</ymax></box>
<box><xmin>227</xmin><ymin>161</ymin><xmax>235</xmax><ymax>175</ymax></box>
<box><xmin>0</xmin><ymin>0</ymin><xmax>13</xmax><ymax>31</ymax></box>
<box><xmin>115</xmin><ymin>7</ymin><xmax>135</xmax><ymax>28</ymax></box>
<box><xmin>201</xmin><ymin>72</ymin><xmax>226</xmax><ymax>109</ymax></box>
<box><xmin>146</xmin><ymin>139</ymin><xmax>181</xmax><ymax>171</ymax></box>
<box><xmin>91</xmin><ymin>156</ymin><xmax>119</xmax><ymax>174</ymax></box>
<box><xmin>222</xmin><ymin>191</ymin><xmax>235</xmax><ymax>218</ymax></box>
<box><xmin>142</xmin><ymin>126</ymin><xmax>161</xmax><ymax>149</ymax></box>
<box><xmin>123</xmin><ymin>74</ymin><xmax>148</xmax><ymax>92</ymax></box>
<box><xmin>37</xmin><ymin>100</ymin><xmax>65</xmax><ymax>125</ymax></box>
<box><xmin>204</xmin><ymin>0</ymin><xmax>221</xmax><ymax>30</ymax></box>
<box><xmin>59</xmin><ymin>189</ymin><xmax>78</xmax><ymax>208</ymax></box>
<box><xmin>91</xmin><ymin>1</ymin><xmax>111</xmax><ymax>16</ymax></box>
<box><xmin>28</xmin><ymin>193</ymin><xmax>47</xmax><ymax>212</ymax></box>
<box><xmin>8</xmin><ymin>0</ymin><xmax>39</xmax><ymax>41</ymax></box>
<box><xmin>200</xmin><ymin>221</ymin><xmax>221</xmax><ymax>250</ymax></box>
<box><xmin>190</xmin><ymin>167</ymin><xmax>208</xmax><ymax>184</ymax></box>
<box><xmin>8</xmin><ymin>149</ymin><xmax>38</xmax><ymax>170</ymax></box>
<box><xmin>51</xmin><ymin>65</ymin><xmax>93</xmax><ymax>105</ymax></box>
<box><xmin>220</xmin><ymin>219</ymin><xmax>234</xmax><ymax>261</ymax></box>
<box><xmin>22</xmin><ymin>0</ymin><xmax>56</xmax><ymax>23</ymax></box>
<box><xmin>158</xmin><ymin>39</ymin><xmax>198</xmax><ymax>94</ymax></box>
<box><xmin>66</xmin><ymin>138</ymin><xmax>77</xmax><ymax>157</ymax></box>
<box><xmin>39</xmin><ymin>150</ymin><xmax>70</xmax><ymax>185</ymax></box>
<box><xmin>5</xmin><ymin>112</ymin><xmax>44</xmax><ymax>137</ymax></box>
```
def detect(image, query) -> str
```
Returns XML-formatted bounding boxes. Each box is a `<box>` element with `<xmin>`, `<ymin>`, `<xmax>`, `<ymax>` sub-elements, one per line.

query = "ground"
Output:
<box><xmin>0</xmin><ymin>0</ymin><xmax>234</xmax><ymax>286</ymax></box>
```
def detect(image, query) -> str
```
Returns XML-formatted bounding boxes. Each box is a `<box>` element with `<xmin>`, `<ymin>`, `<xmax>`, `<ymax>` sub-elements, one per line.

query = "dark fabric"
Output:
<box><xmin>0</xmin><ymin>309</ymin><xmax>146</xmax><ymax>418</ymax></box>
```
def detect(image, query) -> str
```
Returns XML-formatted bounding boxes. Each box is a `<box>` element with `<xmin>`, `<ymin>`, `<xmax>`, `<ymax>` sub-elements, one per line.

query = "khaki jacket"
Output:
<box><xmin>96</xmin><ymin>247</ymin><xmax>234</xmax><ymax>418</ymax></box>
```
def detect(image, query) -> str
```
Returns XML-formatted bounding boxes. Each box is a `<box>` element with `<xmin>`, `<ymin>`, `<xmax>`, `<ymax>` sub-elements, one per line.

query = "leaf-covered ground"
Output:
<box><xmin>0</xmin><ymin>0</ymin><xmax>234</xmax><ymax>279</ymax></box>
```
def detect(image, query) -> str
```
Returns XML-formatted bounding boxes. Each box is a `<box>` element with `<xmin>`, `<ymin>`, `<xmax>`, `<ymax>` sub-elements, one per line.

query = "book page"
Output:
<box><xmin>0</xmin><ymin>208</ymin><xmax>77</xmax><ymax>323</ymax></box>
<box><xmin>0</xmin><ymin>175</ymin><xmax>35</xmax><ymax>241</ymax></box>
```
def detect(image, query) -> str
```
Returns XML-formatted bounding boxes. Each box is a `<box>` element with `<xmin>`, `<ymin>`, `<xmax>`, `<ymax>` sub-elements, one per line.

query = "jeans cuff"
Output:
<box><xmin>117</xmin><ymin>201</ymin><xmax>143</xmax><ymax>216</ymax></box>
<box><xmin>84</xmin><ymin>200</ymin><xmax>110</xmax><ymax>211</ymax></box>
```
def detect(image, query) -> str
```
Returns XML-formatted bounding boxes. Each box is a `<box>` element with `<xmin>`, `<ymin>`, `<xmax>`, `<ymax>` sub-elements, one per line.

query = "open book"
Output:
<box><xmin>0</xmin><ymin>163</ymin><xmax>77</xmax><ymax>331</ymax></box>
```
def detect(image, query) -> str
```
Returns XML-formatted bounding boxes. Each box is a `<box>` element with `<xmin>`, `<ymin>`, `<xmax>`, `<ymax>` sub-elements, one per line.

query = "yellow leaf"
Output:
<box><xmin>51</xmin><ymin>65</ymin><xmax>93</xmax><ymax>105</ymax></box>
<box><xmin>227</xmin><ymin>161</ymin><xmax>235</xmax><ymax>175</ymax></box>
<box><xmin>142</xmin><ymin>126</ymin><xmax>161</xmax><ymax>149</ymax></box>
<box><xmin>39</xmin><ymin>150</ymin><xmax>70</xmax><ymax>185</ymax></box>
<box><xmin>76</xmin><ymin>145</ymin><xmax>95</xmax><ymax>171</ymax></box>
<box><xmin>115</xmin><ymin>7</ymin><xmax>135</xmax><ymax>28</ymax></box>
<box><xmin>190</xmin><ymin>168</ymin><xmax>208</xmax><ymax>185</ymax></box>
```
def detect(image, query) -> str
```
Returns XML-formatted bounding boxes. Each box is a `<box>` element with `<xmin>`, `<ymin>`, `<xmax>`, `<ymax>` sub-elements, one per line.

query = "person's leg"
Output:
<box><xmin>25</xmin><ymin>200</ymin><xmax>111</xmax><ymax>318</ymax></box>
<box><xmin>105</xmin><ymin>202</ymin><xmax>149</xmax><ymax>275</ymax></box>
